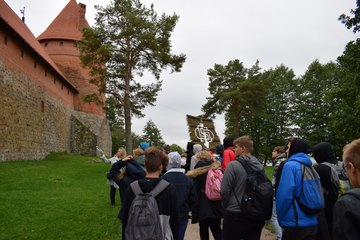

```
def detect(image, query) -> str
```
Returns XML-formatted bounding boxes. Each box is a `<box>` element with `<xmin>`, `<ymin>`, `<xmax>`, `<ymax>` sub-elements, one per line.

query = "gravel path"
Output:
<box><xmin>184</xmin><ymin>219</ymin><xmax>275</xmax><ymax>240</ymax></box>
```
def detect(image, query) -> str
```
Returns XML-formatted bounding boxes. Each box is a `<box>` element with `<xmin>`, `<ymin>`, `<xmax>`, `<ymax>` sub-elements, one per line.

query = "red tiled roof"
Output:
<box><xmin>38</xmin><ymin>0</ymin><xmax>90</xmax><ymax>41</ymax></box>
<box><xmin>0</xmin><ymin>0</ymin><xmax>78</xmax><ymax>92</ymax></box>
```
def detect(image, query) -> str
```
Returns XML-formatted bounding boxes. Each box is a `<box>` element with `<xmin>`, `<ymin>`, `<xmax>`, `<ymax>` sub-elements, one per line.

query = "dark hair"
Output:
<box><xmin>144</xmin><ymin>147</ymin><xmax>169</xmax><ymax>173</ymax></box>
<box><xmin>223</xmin><ymin>136</ymin><xmax>234</xmax><ymax>149</ymax></box>
<box><xmin>215</xmin><ymin>144</ymin><xmax>224</xmax><ymax>158</ymax></box>
<box><xmin>288</xmin><ymin>138</ymin><xmax>311</xmax><ymax>158</ymax></box>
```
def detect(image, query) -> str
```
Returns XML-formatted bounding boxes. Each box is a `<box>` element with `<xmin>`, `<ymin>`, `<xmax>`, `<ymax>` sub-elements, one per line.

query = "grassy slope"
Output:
<box><xmin>0</xmin><ymin>153</ymin><xmax>121</xmax><ymax>240</ymax></box>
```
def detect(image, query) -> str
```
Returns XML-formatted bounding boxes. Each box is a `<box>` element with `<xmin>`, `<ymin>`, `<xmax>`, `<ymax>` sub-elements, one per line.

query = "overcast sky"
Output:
<box><xmin>7</xmin><ymin>0</ymin><xmax>358</xmax><ymax>149</ymax></box>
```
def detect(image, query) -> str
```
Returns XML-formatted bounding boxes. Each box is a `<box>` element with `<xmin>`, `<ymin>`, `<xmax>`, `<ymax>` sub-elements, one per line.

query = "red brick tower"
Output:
<box><xmin>37</xmin><ymin>0</ymin><xmax>104</xmax><ymax>115</ymax></box>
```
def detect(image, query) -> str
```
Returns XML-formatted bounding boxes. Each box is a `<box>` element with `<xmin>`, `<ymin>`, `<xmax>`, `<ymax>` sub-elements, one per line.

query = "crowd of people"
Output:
<box><xmin>97</xmin><ymin>136</ymin><xmax>360</xmax><ymax>240</ymax></box>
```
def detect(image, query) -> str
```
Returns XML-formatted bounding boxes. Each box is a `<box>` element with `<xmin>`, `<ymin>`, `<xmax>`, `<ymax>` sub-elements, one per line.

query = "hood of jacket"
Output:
<box><xmin>238</xmin><ymin>155</ymin><xmax>263</xmax><ymax>171</ymax></box>
<box><xmin>288</xmin><ymin>138</ymin><xmax>312</xmax><ymax>158</ymax></box>
<box><xmin>167</xmin><ymin>152</ymin><xmax>182</xmax><ymax>170</ymax></box>
<box><xmin>288</xmin><ymin>152</ymin><xmax>313</xmax><ymax>167</ymax></box>
<box><xmin>313</xmin><ymin>142</ymin><xmax>337</xmax><ymax>164</ymax></box>
<box><xmin>193</xmin><ymin>144</ymin><xmax>203</xmax><ymax>154</ymax></box>
<box><xmin>186</xmin><ymin>160</ymin><xmax>221</xmax><ymax>178</ymax></box>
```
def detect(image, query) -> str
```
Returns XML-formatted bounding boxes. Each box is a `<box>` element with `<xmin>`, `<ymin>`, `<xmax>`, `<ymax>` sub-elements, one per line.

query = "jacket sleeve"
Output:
<box><xmin>100</xmin><ymin>155</ymin><xmax>111</xmax><ymax>164</ymax></box>
<box><xmin>109</xmin><ymin>160</ymin><xmax>126</xmax><ymax>180</ymax></box>
<box><xmin>276</xmin><ymin>162</ymin><xmax>295</xmax><ymax>223</ymax></box>
<box><xmin>188</xmin><ymin>177</ymin><xmax>197</xmax><ymax>209</ymax></box>
<box><xmin>221</xmin><ymin>162</ymin><xmax>236</xmax><ymax>208</ymax></box>
<box><xmin>222</xmin><ymin>149</ymin><xmax>231</xmax><ymax>171</ymax></box>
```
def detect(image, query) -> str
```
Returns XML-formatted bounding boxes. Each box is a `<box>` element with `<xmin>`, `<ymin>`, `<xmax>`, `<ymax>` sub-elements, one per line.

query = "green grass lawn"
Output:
<box><xmin>0</xmin><ymin>153</ymin><xmax>121</xmax><ymax>240</ymax></box>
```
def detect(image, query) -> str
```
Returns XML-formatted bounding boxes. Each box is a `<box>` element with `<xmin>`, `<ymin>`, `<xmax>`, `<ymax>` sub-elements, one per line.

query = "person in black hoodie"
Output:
<box><xmin>184</xmin><ymin>142</ymin><xmax>194</xmax><ymax>173</ymax></box>
<box><xmin>333</xmin><ymin>139</ymin><xmax>360</xmax><ymax>240</ymax></box>
<box><xmin>186</xmin><ymin>150</ymin><xmax>223</xmax><ymax>240</ymax></box>
<box><xmin>313</xmin><ymin>142</ymin><xmax>339</xmax><ymax>240</ymax></box>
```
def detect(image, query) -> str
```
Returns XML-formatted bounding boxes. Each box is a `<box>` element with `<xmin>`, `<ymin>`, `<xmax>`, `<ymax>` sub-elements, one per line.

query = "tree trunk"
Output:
<box><xmin>124</xmin><ymin>55</ymin><xmax>133</xmax><ymax>154</ymax></box>
<box><xmin>124</xmin><ymin>94</ymin><xmax>132</xmax><ymax>154</ymax></box>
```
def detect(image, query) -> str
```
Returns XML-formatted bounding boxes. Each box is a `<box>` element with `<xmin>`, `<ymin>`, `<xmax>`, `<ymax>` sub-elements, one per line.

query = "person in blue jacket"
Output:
<box><xmin>276</xmin><ymin>138</ymin><xmax>318</xmax><ymax>240</ymax></box>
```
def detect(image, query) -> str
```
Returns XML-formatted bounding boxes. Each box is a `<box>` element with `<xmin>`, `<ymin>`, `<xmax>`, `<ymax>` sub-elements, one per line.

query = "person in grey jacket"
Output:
<box><xmin>221</xmin><ymin>136</ymin><xmax>265</xmax><ymax>240</ymax></box>
<box><xmin>333</xmin><ymin>138</ymin><xmax>360</xmax><ymax>240</ymax></box>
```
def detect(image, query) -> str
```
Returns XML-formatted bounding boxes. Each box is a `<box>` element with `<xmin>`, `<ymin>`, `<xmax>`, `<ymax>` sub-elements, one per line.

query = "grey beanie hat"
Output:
<box><xmin>167</xmin><ymin>152</ymin><xmax>182</xmax><ymax>170</ymax></box>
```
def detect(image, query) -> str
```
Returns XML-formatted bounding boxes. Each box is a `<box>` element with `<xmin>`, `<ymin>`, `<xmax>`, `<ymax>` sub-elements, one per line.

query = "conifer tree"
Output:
<box><xmin>79</xmin><ymin>0</ymin><xmax>185</xmax><ymax>153</ymax></box>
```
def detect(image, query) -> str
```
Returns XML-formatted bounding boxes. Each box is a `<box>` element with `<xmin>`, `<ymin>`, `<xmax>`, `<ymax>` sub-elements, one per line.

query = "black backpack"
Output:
<box><xmin>125</xmin><ymin>179</ymin><xmax>170</xmax><ymax>240</ymax></box>
<box><xmin>233</xmin><ymin>157</ymin><xmax>274</xmax><ymax>221</ymax></box>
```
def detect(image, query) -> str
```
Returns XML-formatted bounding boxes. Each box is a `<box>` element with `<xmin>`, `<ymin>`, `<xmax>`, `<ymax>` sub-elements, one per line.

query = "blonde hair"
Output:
<box><xmin>196</xmin><ymin>150</ymin><xmax>213</xmax><ymax>162</ymax></box>
<box><xmin>343</xmin><ymin>138</ymin><xmax>360</xmax><ymax>169</ymax></box>
<box><xmin>117</xmin><ymin>148</ymin><xmax>127</xmax><ymax>159</ymax></box>
<box><xmin>133</xmin><ymin>148</ymin><xmax>144</xmax><ymax>158</ymax></box>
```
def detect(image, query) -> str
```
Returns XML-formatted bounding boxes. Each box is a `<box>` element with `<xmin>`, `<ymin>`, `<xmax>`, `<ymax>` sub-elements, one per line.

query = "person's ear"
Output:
<box><xmin>348</xmin><ymin>162</ymin><xmax>357</xmax><ymax>175</ymax></box>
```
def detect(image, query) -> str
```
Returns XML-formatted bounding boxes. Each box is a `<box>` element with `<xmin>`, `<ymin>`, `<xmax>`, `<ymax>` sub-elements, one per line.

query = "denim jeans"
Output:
<box><xmin>270</xmin><ymin>200</ymin><xmax>282</xmax><ymax>240</ymax></box>
<box><xmin>178</xmin><ymin>218</ymin><xmax>188</xmax><ymax>240</ymax></box>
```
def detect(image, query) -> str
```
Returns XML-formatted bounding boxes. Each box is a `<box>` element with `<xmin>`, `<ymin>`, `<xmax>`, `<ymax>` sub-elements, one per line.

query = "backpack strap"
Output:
<box><xmin>232</xmin><ymin>158</ymin><xmax>252</xmax><ymax>210</ymax></box>
<box><xmin>130</xmin><ymin>179</ymin><xmax>170</xmax><ymax>197</ymax></box>
<box><xmin>236</xmin><ymin>156</ymin><xmax>252</xmax><ymax>174</ymax></box>
<box><xmin>150</xmin><ymin>179</ymin><xmax>170</xmax><ymax>197</ymax></box>
<box><xmin>130</xmin><ymin>180</ymin><xmax>143</xmax><ymax>195</ymax></box>
<box><xmin>292</xmin><ymin>163</ymin><xmax>305</xmax><ymax>227</ymax></box>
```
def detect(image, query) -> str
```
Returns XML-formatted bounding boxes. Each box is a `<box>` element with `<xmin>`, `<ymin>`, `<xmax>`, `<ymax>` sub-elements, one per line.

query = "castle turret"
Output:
<box><xmin>37</xmin><ymin>0</ymin><xmax>104</xmax><ymax>115</ymax></box>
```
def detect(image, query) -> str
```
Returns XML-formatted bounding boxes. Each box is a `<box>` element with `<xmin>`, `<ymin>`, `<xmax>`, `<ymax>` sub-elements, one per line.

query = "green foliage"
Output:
<box><xmin>258</xmin><ymin>65</ymin><xmax>296</xmax><ymax>158</ymax></box>
<box><xmin>170</xmin><ymin>144</ymin><xmax>184</xmax><ymax>154</ymax></box>
<box><xmin>327</xmin><ymin>39</ymin><xmax>360</xmax><ymax>152</ymax></box>
<box><xmin>339</xmin><ymin>0</ymin><xmax>360</xmax><ymax>33</ymax></box>
<box><xmin>202</xmin><ymin>2</ymin><xmax>360</xmax><ymax>160</ymax></box>
<box><xmin>222</xmin><ymin>64</ymin><xmax>295</xmax><ymax>160</ymax></box>
<box><xmin>0</xmin><ymin>153</ymin><xmax>121</xmax><ymax>239</ymax></box>
<box><xmin>142</xmin><ymin>119</ymin><xmax>165</xmax><ymax>147</ymax></box>
<box><xmin>202</xmin><ymin>59</ymin><xmax>266</xmax><ymax>137</ymax></box>
<box><xmin>79</xmin><ymin>0</ymin><xmax>185</xmax><ymax>153</ymax></box>
<box><xmin>292</xmin><ymin>60</ymin><xmax>341</xmax><ymax>147</ymax></box>
<box><xmin>131</xmin><ymin>132</ymin><xmax>143</xmax><ymax>150</ymax></box>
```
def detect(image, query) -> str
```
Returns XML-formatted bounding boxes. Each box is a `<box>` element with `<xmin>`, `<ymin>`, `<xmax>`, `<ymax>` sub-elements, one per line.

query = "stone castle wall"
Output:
<box><xmin>0</xmin><ymin>60</ymin><xmax>72</xmax><ymax>161</ymax></box>
<box><xmin>0</xmin><ymin>60</ymin><xmax>112</xmax><ymax>161</ymax></box>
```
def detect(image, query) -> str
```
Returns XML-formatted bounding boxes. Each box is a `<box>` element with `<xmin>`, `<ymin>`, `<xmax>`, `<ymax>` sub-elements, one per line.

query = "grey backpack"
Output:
<box><xmin>321</xmin><ymin>162</ymin><xmax>340</xmax><ymax>196</ymax></box>
<box><xmin>125</xmin><ymin>179</ymin><xmax>169</xmax><ymax>240</ymax></box>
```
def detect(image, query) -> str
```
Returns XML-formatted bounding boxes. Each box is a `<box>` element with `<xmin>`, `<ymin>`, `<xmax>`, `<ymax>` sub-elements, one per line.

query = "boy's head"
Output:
<box><xmin>343</xmin><ymin>138</ymin><xmax>360</xmax><ymax>187</ymax></box>
<box><xmin>272</xmin><ymin>146</ymin><xmax>285</xmax><ymax>159</ymax></box>
<box><xmin>233</xmin><ymin>136</ymin><xmax>253</xmax><ymax>156</ymax></box>
<box><xmin>144</xmin><ymin>147</ymin><xmax>169</xmax><ymax>173</ymax></box>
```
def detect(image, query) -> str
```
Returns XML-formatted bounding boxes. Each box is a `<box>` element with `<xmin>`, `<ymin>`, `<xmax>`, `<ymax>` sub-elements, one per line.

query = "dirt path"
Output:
<box><xmin>184</xmin><ymin>219</ymin><xmax>275</xmax><ymax>240</ymax></box>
